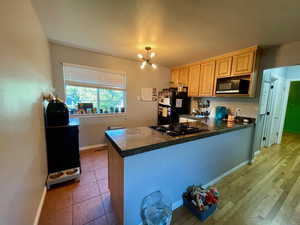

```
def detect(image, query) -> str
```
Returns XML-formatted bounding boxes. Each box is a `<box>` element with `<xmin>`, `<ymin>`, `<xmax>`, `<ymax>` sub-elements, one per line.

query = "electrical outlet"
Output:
<box><xmin>235</xmin><ymin>108</ymin><xmax>241</xmax><ymax>117</ymax></box>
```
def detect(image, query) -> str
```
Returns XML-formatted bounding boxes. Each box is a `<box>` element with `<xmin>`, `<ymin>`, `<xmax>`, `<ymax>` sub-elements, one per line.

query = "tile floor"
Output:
<box><xmin>39</xmin><ymin>149</ymin><xmax>118</xmax><ymax>225</ymax></box>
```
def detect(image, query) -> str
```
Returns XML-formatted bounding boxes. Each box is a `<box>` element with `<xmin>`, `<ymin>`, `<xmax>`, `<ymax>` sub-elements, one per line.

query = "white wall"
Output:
<box><xmin>0</xmin><ymin>1</ymin><xmax>52</xmax><ymax>224</ymax></box>
<box><xmin>49</xmin><ymin>43</ymin><xmax>170</xmax><ymax>147</ymax></box>
<box><xmin>286</xmin><ymin>66</ymin><xmax>300</xmax><ymax>80</ymax></box>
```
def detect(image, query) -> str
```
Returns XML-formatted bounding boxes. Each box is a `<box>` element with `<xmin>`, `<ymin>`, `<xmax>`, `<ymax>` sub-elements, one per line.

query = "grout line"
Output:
<box><xmin>41</xmin><ymin>150</ymin><xmax>111</xmax><ymax>225</ymax></box>
<box><xmin>82</xmin><ymin>214</ymin><xmax>108</xmax><ymax>225</ymax></box>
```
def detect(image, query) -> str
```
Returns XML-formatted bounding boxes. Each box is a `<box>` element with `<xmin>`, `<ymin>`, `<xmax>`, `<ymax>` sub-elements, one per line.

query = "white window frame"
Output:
<box><xmin>62</xmin><ymin>63</ymin><xmax>127</xmax><ymax>118</ymax></box>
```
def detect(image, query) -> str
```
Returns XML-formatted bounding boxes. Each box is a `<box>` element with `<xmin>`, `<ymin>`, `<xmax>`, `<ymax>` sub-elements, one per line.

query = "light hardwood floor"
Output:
<box><xmin>171</xmin><ymin>132</ymin><xmax>300</xmax><ymax>225</ymax></box>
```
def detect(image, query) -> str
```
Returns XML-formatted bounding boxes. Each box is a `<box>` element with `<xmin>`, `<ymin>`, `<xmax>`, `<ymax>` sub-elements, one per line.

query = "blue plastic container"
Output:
<box><xmin>182</xmin><ymin>195</ymin><xmax>217</xmax><ymax>221</ymax></box>
<box><xmin>215</xmin><ymin>106</ymin><xmax>228</xmax><ymax>120</ymax></box>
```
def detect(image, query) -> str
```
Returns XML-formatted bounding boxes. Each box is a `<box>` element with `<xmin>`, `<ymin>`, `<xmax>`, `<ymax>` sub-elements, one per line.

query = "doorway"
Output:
<box><xmin>283</xmin><ymin>81</ymin><xmax>300</xmax><ymax>134</ymax></box>
<box><xmin>255</xmin><ymin>65</ymin><xmax>300</xmax><ymax>152</ymax></box>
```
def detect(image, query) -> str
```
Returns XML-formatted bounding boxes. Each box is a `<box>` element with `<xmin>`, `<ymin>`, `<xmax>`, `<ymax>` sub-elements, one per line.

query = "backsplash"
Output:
<box><xmin>191</xmin><ymin>97</ymin><xmax>259</xmax><ymax>118</ymax></box>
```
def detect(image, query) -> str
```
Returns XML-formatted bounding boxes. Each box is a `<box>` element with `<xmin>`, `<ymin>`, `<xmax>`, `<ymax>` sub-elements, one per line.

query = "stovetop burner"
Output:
<box><xmin>150</xmin><ymin>123</ymin><xmax>208</xmax><ymax>137</ymax></box>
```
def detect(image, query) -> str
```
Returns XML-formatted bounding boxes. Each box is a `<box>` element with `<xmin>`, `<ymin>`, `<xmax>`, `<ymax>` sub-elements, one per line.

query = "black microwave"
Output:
<box><xmin>216</xmin><ymin>78</ymin><xmax>250</xmax><ymax>94</ymax></box>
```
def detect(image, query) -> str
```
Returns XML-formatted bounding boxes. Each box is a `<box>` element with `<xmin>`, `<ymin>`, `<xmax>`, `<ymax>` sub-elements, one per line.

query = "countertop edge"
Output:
<box><xmin>105</xmin><ymin>123</ymin><xmax>255</xmax><ymax>158</ymax></box>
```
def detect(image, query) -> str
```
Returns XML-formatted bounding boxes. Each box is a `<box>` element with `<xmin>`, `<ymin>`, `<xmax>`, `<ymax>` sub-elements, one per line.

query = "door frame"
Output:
<box><xmin>253</xmin><ymin>66</ymin><xmax>300</xmax><ymax>158</ymax></box>
<box><xmin>277</xmin><ymin>77</ymin><xmax>300</xmax><ymax>142</ymax></box>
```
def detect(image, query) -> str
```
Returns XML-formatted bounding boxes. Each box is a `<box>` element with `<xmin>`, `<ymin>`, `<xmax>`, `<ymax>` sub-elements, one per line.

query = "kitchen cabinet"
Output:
<box><xmin>215</xmin><ymin>56</ymin><xmax>232</xmax><ymax>78</ymax></box>
<box><xmin>178</xmin><ymin>67</ymin><xmax>189</xmax><ymax>87</ymax></box>
<box><xmin>188</xmin><ymin>64</ymin><xmax>201</xmax><ymax>97</ymax></box>
<box><xmin>231</xmin><ymin>50</ymin><xmax>255</xmax><ymax>76</ymax></box>
<box><xmin>199</xmin><ymin>61</ymin><xmax>215</xmax><ymax>96</ymax></box>
<box><xmin>171</xmin><ymin>67</ymin><xmax>189</xmax><ymax>87</ymax></box>
<box><xmin>171</xmin><ymin>45</ymin><xmax>260</xmax><ymax>97</ymax></box>
<box><xmin>170</xmin><ymin>69</ymin><xmax>179</xmax><ymax>87</ymax></box>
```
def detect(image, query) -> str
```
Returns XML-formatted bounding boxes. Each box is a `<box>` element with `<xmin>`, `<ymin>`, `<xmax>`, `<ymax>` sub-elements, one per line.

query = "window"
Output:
<box><xmin>63</xmin><ymin>63</ymin><xmax>126</xmax><ymax>115</ymax></box>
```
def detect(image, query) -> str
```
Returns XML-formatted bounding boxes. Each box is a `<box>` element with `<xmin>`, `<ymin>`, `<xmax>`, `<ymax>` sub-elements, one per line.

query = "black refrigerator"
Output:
<box><xmin>157</xmin><ymin>88</ymin><xmax>190</xmax><ymax>125</ymax></box>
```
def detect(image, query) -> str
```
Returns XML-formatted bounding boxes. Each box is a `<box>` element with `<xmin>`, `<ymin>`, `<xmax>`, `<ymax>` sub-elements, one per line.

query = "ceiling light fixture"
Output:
<box><xmin>137</xmin><ymin>46</ymin><xmax>157</xmax><ymax>69</ymax></box>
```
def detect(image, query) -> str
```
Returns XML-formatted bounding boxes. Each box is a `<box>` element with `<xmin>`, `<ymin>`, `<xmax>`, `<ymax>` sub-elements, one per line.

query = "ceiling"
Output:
<box><xmin>32</xmin><ymin>0</ymin><xmax>300</xmax><ymax>68</ymax></box>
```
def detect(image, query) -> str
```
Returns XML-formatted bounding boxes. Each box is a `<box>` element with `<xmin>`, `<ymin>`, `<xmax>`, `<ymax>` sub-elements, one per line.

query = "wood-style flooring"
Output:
<box><xmin>171</xmin><ymin>132</ymin><xmax>300</xmax><ymax>225</ymax></box>
<box><xmin>39</xmin><ymin>132</ymin><xmax>300</xmax><ymax>225</ymax></box>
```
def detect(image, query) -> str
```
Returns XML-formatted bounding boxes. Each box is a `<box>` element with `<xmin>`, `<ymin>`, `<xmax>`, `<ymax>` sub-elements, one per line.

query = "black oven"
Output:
<box><xmin>216</xmin><ymin>78</ymin><xmax>250</xmax><ymax>94</ymax></box>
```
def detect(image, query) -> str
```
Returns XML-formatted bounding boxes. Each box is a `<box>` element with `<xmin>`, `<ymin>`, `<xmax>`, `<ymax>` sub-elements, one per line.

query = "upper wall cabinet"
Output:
<box><xmin>170</xmin><ymin>69</ymin><xmax>179</xmax><ymax>87</ymax></box>
<box><xmin>199</xmin><ymin>61</ymin><xmax>215</xmax><ymax>97</ymax></box>
<box><xmin>178</xmin><ymin>67</ymin><xmax>189</xmax><ymax>87</ymax></box>
<box><xmin>215</xmin><ymin>56</ymin><xmax>232</xmax><ymax>78</ymax></box>
<box><xmin>170</xmin><ymin>45</ymin><xmax>260</xmax><ymax>97</ymax></box>
<box><xmin>171</xmin><ymin>67</ymin><xmax>189</xmax><ymax>87</ymax></box>
<box><xmin>188</xmin><ymin>64</ymin><xmax>201</xmax><ymax>97</ymax></box>
<box><xmin>231</xmin><ymin>50</ymin><xmax>255</xmax><ymax>76</ymax></box>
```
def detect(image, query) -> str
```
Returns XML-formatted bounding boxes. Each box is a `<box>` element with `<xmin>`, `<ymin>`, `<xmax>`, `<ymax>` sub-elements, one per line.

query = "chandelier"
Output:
<box><xmin>137</xmin><ymin>46</ymin><xmax>157</xmax><ymax>69</ymax></box>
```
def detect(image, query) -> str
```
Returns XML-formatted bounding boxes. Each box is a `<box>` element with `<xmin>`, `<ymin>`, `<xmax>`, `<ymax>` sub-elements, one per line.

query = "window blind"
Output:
<box><xmin>63</xmin><ymin>63</ymin><xmax>126</xmax><ymax>89</ymax></box>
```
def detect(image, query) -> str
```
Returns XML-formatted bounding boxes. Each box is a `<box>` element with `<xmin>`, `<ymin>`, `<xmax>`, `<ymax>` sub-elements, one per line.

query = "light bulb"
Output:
<box><xmin>152</xmin><ymin>63</ymin><xmax>157</xmax><ymax>69</ymax></box>
<box><xmin>137</xmin><ymin>53</ymin><xmax>143</xmax><ymax>59</ymax></box>
<box><xmin>150</xmin><ymin>52</ymin><xmax>156</xmax><ymax>58</ymax></box>
<box><xmin>140</xmin><ymin>61</ymin><xmax>146</xmax><ymax>69</ymax></box>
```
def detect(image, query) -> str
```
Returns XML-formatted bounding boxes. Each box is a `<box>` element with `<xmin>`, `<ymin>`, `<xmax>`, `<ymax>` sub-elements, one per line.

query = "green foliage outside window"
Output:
<box><xmin>66</xmin><ymin>85</ymin><xmax>125</xmax><ymax>114</ymax></box>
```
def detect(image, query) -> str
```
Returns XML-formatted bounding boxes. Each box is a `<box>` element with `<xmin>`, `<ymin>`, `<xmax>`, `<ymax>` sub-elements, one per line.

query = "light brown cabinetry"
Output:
<box><xmin>178</xmin><ymin>67</ymin><xmax>189</xmax><ymax>87</ymax></box>
<box><xmin>188</xmin><ymin>64</ymin><xmax>201</xmax><ymax>97</ymax></box>
<box><xmin>170</xmin><ymin>69</ymin><xmax>179</xmax><ymax>87</ymax></box>
<box><xmin>231</xmin><ymin>50</ymin><xmax>255</xmax><ymax>76</ymax></box>
<box><xmin>215</xmin><ymin>56</ymin><xmax>232</xmax><ymax>78</ymax></box>
<box><xmin>171</xmin><ymin>67</ymin><xmax>189</xmax><ymax>87</ymax></box>
<box><xmin>199</xmin><ymin>61</ymin><xmax>215</xmax><ymax>96</ymax></box>
<box><xmin>170</xmin><ymin>45</ymin><xmax>260</xmax><ymax>97</ymax></box>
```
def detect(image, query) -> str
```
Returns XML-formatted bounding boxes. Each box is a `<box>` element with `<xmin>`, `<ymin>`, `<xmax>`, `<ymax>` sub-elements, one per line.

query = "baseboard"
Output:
<box><xmin>80</xmin><ymin>144</ymin><xmax>107</xmax><ymax>151</ymax></box>
<box><xmin>172</xmin><ymin>199</ymin><xmax>183</xmax><ymax>210</ymax></box>
<box><xmin>137</xmin><ymin>159</ymin><xmax>250</xmax><ymax>225</ymax></box>
<box><xmin>172</xmin><ymin>159</ymin><xmax>250</xmax><ymax>211</ymax></box>
<box><xmin>254</xmin><ymin>150</ymin><xmax>261</xmax><ymax>156</ymax></box>
<box><xmin>203</xmin><ymin>160</ymin><xmax>249</xmax><ymax>188</ymax></box>
<box><xmin>33</xmin><ymin>186</ymin><xmax>47</xmax><ymax>225</ymax></box>
<box><xmin>250</xmin><ymin>150</ymin><xmax>261</xmax><ymax>163</ymax></box>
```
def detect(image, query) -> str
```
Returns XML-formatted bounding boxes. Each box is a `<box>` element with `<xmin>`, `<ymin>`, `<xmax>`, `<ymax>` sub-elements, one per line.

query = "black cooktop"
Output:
<box><xmin>150</xmin><ymin>123</ymin><xmax>208</xmax><ymax>137</ymax></box>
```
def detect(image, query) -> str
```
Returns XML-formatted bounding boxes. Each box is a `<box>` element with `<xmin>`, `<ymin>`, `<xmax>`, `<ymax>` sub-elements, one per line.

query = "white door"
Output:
<box><xmin>270</xmin><ymin>84</ymin><xmax>286</xmax><ymax>145</ymax></box>
<box><xmin>260</xmin><ymin>80</ymin><xmax>276</xmax><ymax>148</ymax></box>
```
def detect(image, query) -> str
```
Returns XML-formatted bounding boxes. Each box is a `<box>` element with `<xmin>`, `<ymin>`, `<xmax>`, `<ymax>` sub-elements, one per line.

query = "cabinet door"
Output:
<box><xmin>178</xmin><ymin>67</ymin><xmax>189</xmax><ymax>87</ymax></box>
<box><xmin>188</xmin><ymin>64</ymin><xmax>201</xmax><ymax>97</ymax></box>
<box><xmin>199</xmin><ymin>61</ymin><xmax>215</xmax><ymax>97</ymax></box>
<box><xmin>170</xmin><ymin>69</ymin><xmax>179</xmax><ymax>87</ymax></box>
<box><xmin>231</xmin><ymin>51</ymin><xmax>254</xmax><ymax>76</ymax></box>
<box><xmin>215</xmin><ymin>56</ymin><xmax>232</xmax><ymax>78</ymax></box>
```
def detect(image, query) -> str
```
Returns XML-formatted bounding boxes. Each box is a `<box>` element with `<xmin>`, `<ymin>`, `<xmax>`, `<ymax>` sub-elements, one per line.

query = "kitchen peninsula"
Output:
<box><xmin>105</xmin><ymin>119</ymin><xmax>255</xmax><ymax>225</ymax></box>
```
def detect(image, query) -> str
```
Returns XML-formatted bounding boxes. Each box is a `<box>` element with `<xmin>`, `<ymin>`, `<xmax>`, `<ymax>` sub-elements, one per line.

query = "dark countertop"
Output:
<box><xmin>105</xmin><ymin>118</ymin><xmax>255</xmax><ymax>158</ymax></box>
